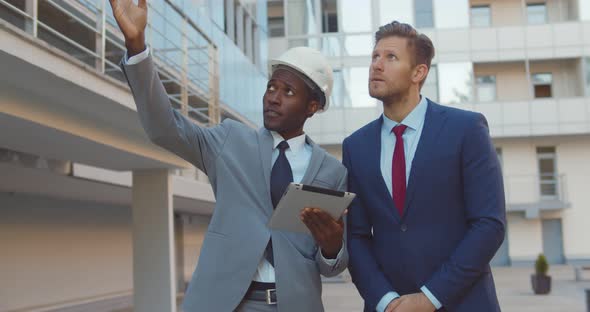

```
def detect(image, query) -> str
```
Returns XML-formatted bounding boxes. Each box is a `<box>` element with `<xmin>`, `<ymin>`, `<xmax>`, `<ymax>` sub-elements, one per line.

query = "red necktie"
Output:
<box><xmin>392</xmin><ymin>125</ymin><xmax>408</xmax><ymax>216</ymax></box>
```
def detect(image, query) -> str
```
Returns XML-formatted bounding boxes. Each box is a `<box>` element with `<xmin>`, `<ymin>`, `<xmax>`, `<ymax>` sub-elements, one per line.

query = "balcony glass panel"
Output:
<box><xmin>438</xmin><ymin>62</ymin><xmax>474</xmax><ymax>105</ymax></box>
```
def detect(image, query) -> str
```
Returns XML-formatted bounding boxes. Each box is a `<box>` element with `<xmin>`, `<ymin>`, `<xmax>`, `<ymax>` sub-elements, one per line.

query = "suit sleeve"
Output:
<box><xmin>424</xmin><ymin>113</ymin><xmax>506</xmax><ymax>308</ymax></box>
<box><xmin>316</xmin><ymin>168</ymin><xmax>349</xmax><ymax>277</ymax></box>
<box><xmin>343</xmin><ymin>139</ymin><xmax>396</xmax><ymax>311</ymax></box>
<box><xmin>120</xmin><ymin>54</ymin><xmax>232</xmax><ymax>177</ymax></box>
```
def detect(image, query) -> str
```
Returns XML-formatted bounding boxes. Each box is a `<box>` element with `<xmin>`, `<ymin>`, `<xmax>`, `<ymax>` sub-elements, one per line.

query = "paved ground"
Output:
<box><xmin>322</xmin><ymin>266</ymin><xmax>590</xmax><ymax>312</ymax></box>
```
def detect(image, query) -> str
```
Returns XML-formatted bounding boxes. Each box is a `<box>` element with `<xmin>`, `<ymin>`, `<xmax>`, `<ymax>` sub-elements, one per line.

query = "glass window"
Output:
<box><xmin>438</xmin><ymin>62</ymin><xmax>474</xmax><ymax>105</ymax></box>
<box><xmin>346</xmin><ymin>67</ymin><xmax>375</xmax><ymax>107</ymax></box>
<box><xmin>476</xmin><ymin>75</ymin><xmax>496</xmax><ymax>102</ymax></box>
<box><xmin>267</xmin><ymin>0</ymin><xmax>285</xmax><ymax>37</ymax></box>
<box><xmin>536</xmin><ymin>147</ymin><xmax>557</xmax><ymax>197</ymax></box>
<box><xmin>321</xmin><ymin>0</ymin><xmax>338</xmax><ymax>33</ymax></box>
<box><xmin>209</xmin><ymin>0</ymin><xmax>225</xmax><ymax>30</ymax></box>
<box><xmin>434</xmin><ymin>0</ymin><xmax>469</xmax><ymax>28</ymax></box>
<box><xmin>379</xmin><ymin>0</ymin><xmax>414</xmax><ymax>26</ymax></box>
<box><xmin>415</xmin><ymin>0</ymin><xmax>434</xmax><ymax>28</ymax></box>
<box><xmin>527</xmin><ymin>3</ymin><xmax>547</xmax><ymax>24</ymax></box>
<box><xmin>422</xmin><ymin>65</ymin><xmax>439</xmax><ymax>102</ymax></box>
<box><xmin>343</xmin><ymin>34</ymin><xmax>373</xmax><ymax>56</ymax></box>
<box><xmin>330</xmin><ymin>69</ymin><xmax>345</xmax><ymax>107</ymax></box>
<box><xmin>320</xmin><ymin>36</ymin><xmax>342</xmax><ymax>57</ymax></box>
<box><xmin>235</xmin><ymin>4</ymin><xmax>244</xmax><ymax>48</ymax></box>
<box><xmin>471</xmin><ymin>5</ymin><xmax>491</xmax><ymax>27</ymax></box>
<box><xmin>224</xmin><ymin>0</ymin><xmax>235</xmax><ymax>41</ymax></box>
<box><xmin>341</xmin><ymin>0</ymin><xmax>371</xmax><ymax>32</ymax></box>
<box><xmin>532</xmin><ymin>73</ymin><xmax>552</xmax><ymax>98</ymax></box>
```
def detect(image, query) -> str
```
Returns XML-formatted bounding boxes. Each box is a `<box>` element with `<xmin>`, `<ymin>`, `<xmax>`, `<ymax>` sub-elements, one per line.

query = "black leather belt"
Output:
<box><xmin>245</xmin><ymin>282</ymin><xmax>277</xmax><ymax>305</ymax></box>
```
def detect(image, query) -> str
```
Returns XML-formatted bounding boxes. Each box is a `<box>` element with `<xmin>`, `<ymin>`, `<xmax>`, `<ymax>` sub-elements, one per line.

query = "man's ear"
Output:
<box><xmin>412</xmin><ymin>64</ymin><xmax>429</xmax><ymax>85</ymax></box>
<box><xmin>306</xmin><ymin>99</ymin><xmax>320</xmax><ymax>118</ymax></box>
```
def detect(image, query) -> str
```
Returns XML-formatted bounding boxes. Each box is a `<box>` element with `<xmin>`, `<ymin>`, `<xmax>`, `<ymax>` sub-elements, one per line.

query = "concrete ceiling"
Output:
<box><xmin>1</xmin><ymin>25</ymin><xmax>192</xmax><ymax>170</ymax></box>
<box><xmin>0</xmin><ymin>163</ymin><xmax>215</xmax><ymax>216</ymax></box>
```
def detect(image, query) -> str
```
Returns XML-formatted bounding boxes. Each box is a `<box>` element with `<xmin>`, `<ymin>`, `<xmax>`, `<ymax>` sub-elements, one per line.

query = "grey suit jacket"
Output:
<box><xmin>121</xmin><ymin>55</ymin><xmax>348</xmax><ymax>312</ymax></box>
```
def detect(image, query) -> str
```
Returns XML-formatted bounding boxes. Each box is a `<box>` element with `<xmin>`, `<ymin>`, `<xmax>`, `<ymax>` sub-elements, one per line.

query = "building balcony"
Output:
<box><xmin>269</xmin><ymin>20</ymin><xmax>590</xmax><ymax>66</ymax></box>
<box><xmin>0</xmin><ymin>0</ymin><xmax>223</xmax><ymax>172</ymax></box>
<box><xmin>452</xmin><ymin>96</ymin><xmax>590</xmax><ymax>138</ymax></box>
<box><xmin>426</xmin><ymin>21</ymin><xmax>590</xmax><ymax>63</ymax></box>
<box><xmin>305</xmin><ymin>96</ymin><xmax>590</xmax><ymax>145</ymax></box>
<box><xmin>504</xmin><ymin>174</ymin><xmax>570</xmax><ymax>219</ymax></box>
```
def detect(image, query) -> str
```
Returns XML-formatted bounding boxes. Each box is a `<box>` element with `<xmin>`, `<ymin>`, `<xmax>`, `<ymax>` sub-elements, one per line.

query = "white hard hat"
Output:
<box><xmin>269</xmin><ymin>47</ymin><xmax>333</xmax><ymax>113</ymax></box>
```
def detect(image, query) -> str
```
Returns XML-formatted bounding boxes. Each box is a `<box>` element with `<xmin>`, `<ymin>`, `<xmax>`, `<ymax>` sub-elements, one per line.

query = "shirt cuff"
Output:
<box><xmin>420</xmin><ymin>285</ymin><xmax>442</xmax><ymax>310</ymax></box>
<box><xmin>319</xmin><ymin>241</ymin><xmax>344</xmax><ymax>265</ymax></box>
<box><xmin>376</xmin><ymin>291</ymin><xmax>400</xmax><ymax>312</ymax></box>
<box><xmin>124</xmin><ymin>47</ymin><xmax>150</xmax><ymax>65</ymax></box>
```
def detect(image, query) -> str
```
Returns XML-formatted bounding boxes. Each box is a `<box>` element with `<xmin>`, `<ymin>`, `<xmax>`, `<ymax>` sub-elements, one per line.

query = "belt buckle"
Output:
<box><xmin>265</xmin><ymin>288</ymin><xmax>277</xmax><ymax>305</ymax></box>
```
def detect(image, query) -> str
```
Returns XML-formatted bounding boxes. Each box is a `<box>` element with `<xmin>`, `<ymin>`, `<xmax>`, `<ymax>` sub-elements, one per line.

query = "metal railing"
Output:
<box><xmin>0</xmin><ymin>0</ymin><xmax>220</xmax><ymax>127</ymax></box>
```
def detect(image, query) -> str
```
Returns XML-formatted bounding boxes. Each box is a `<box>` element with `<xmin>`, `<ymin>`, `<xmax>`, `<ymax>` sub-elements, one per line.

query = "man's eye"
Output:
<box><xmin>388</xmin><ymin>54</ymin><xmax>396</xmax><ymax>59</ymax></box>
<box><xmin>286</xmin><ymin>89</ymin><xmax>294</xmax><ymax>96</ymax></box>
<box><xmin>267</xmin><ymin>85</ymin><xmax>276</xmax><ymax>92</ymax></box>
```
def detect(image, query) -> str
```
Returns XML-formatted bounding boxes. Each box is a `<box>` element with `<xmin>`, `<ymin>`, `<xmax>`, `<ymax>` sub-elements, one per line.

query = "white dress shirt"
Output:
<box><xmin>252</xmin><ymin>131</ymin><xmax>341</xmax><ymax>282</ymax></box>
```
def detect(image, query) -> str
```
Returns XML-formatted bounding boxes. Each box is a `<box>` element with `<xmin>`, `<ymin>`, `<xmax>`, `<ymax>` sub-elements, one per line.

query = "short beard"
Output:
<box><xmin>370</xmin><ymin>88</ymin><xmax>405</xmax><ymax>106</ymax></box>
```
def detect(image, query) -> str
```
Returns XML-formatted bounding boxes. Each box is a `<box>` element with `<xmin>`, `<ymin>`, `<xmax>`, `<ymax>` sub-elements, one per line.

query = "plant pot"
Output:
<box><xmin>531</xmin><ymin>274</ymin><xmax>552</xmax><ymax>294</ymax></box>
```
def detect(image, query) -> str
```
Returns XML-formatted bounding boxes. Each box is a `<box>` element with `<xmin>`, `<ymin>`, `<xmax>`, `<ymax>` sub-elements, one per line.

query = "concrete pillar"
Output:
<box><xmin>286</xmin><ymin>0</ymin><xmax>308</xmax><ymax>36</ymax></box>
<box><xmin>175</xmin><ymin>213</ymin><xmax>186</xmax><ymax>293</ymax></box>
<box><xmin>132</xmin><ymin>169</ymin><xmax>176</xmax><ymax>312</ymax></box>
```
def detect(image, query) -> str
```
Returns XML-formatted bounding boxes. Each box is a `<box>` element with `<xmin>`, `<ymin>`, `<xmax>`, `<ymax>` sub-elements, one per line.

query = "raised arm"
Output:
<box><xmin>109</xmin><ymin>0</ymin><xmax>232</xmax><ymax>174</ymax></box>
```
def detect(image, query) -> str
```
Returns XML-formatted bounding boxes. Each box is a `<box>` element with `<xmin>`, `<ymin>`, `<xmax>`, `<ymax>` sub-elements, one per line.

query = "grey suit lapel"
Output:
<box><xmin>257</xmin><ymin>127</ymin><xmax>274</xmax><ymax>214</ymax></box>
<box><xmin>301</xmin><ymin>136</ymin><xmax>325</xmax><ymax>185</ymax></box>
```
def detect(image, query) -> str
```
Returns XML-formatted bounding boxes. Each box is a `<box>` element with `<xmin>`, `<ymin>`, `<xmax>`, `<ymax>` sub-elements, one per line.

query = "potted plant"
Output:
<box><xmin>531</xmin><ymin>254</ymin><xmax>551</xmax><ymax>294</ymax></box>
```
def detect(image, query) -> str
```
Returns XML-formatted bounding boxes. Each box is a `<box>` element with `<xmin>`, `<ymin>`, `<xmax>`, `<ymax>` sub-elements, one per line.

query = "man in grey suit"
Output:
<box><xmin>109</xmin><ymin>0</ymin><xmax>348</xmax><ymax>311</ymax></box>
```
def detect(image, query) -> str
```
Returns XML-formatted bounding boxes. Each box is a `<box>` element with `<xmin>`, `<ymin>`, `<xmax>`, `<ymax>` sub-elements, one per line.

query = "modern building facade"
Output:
<box><xmin>1</xmin><ymin>0</ymin><xmax>268</xmax><ymax>311</ymax></box>
<box><xmin>268</xmin><ymin>0</ymin><xmax>590</xmax><ymax>267</ymax></box>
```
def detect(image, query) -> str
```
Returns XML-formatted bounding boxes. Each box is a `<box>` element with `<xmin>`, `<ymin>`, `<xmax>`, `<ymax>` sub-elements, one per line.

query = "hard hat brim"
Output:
<box><xmin>268</xmin><ymin>59</ymin><xmax>330</xmax><ymax>113</ymax></box>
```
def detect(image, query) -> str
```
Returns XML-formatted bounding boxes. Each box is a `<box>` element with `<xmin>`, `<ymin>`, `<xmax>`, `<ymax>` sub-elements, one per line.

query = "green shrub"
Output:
<box><xmin>535</xmin><ymin>254</ymin><xmax>549</xmax><ymax>276</ymax></box>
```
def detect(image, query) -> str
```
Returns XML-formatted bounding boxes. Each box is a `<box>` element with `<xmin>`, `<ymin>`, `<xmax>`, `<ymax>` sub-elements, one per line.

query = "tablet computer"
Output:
<box><xmin>268</xmin><ymin>183</ymin><xmax>356</xmax><ymax>234</ymax></box>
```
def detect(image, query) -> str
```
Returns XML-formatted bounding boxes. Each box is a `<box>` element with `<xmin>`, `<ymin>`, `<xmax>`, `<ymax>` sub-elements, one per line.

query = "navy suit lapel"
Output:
<box><xmin>403</xmin><ymin>100</ymin><xmax>448</xmax><ymax>219</ymax></box>
<box><xmin>366</xmin><ymin>116</ymin><xmax>402</xmax><ymax>222</ymax></box>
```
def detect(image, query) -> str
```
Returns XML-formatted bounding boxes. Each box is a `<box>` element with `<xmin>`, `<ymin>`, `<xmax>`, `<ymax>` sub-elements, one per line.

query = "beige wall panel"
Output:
<box><xmin>0</xmin><ymin>193</ymin><xmax>132</xmax><ymax>311</ymax></box>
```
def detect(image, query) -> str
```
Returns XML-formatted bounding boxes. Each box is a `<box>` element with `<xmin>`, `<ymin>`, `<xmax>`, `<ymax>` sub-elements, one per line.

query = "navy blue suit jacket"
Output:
<box><xmin>343</xmin><ymin>100</ymin><xmax>505</xmax><ymax>312</ymax></box>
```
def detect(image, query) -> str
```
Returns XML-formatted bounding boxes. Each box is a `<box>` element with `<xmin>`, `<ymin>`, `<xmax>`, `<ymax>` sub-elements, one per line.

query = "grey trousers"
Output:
<box><xmin>235</xmin><ymin>299</ymin><xmax>278</xmax><ymax>312</ymax></box>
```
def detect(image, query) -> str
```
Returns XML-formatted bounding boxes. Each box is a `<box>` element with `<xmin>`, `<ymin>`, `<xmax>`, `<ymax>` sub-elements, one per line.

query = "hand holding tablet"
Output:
<box><xmin>268</xmin><ymin>183</ymin><xmax>356</xmax><ymax>235</ymax></box>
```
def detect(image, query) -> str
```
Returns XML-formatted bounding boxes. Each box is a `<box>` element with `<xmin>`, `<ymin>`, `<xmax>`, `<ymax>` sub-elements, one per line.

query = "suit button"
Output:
<box><xmin>401</xmin><ymin>224</ymin><xmax>408</xmax><ymax>232</ymax></box>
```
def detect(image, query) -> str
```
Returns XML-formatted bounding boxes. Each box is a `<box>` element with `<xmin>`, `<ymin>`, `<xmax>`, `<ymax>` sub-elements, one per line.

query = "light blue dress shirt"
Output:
<box><xmin>375</xmin><ymin>96</ymin><xmax>442</xmax><ymax>312</ymax></box>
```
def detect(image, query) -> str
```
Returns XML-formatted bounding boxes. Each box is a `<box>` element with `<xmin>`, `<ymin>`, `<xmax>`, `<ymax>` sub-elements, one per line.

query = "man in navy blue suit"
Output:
<box><xmin>343</xmin><ymin>21</ymin><xmax>506</xmax><ymax>312</ymax></box>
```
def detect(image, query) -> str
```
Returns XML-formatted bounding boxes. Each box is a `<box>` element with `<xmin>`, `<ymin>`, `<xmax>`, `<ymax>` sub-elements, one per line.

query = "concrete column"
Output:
<box><xmin>175</xmin><ymin>213</ymin><xmax>186</xmax><ymax>293</ymax></box>
<box><xmin>132</xmin><ymin>169</ymin><xmax>176</xmax><ymax>312</ymax></box>
<box><xmin>286</xmin><ymin>0</ymin><xmax>307</xmax><ymax>36</ymax></box>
